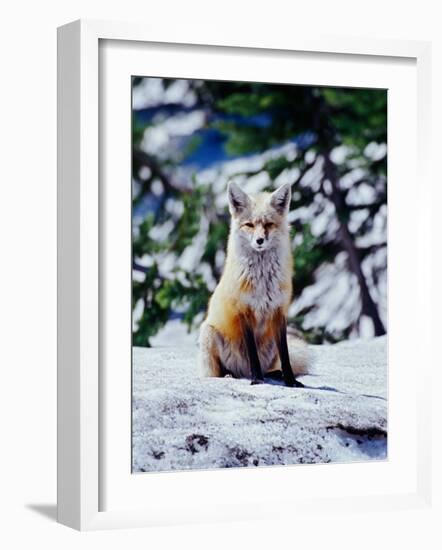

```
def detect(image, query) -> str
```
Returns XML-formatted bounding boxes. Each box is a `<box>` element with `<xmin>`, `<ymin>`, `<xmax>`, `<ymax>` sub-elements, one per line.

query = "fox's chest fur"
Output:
<box><xmin>236</xmin><ymin>247</ymin><xmax>290</xmax><ymax>318</ymax></box>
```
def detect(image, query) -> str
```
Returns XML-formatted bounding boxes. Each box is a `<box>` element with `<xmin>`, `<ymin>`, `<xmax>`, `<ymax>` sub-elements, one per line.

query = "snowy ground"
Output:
<box><xmin>132</xmin><ymin>336</ymin><xmax>387</xmax><ymax>472</ymax></box>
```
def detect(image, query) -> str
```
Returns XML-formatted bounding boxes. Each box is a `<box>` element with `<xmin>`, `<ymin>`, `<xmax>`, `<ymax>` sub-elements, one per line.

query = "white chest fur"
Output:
<box><xmin>237</xmin><ymin>247</ymin><xmax>288</xmax><ymax>317</ymax></box>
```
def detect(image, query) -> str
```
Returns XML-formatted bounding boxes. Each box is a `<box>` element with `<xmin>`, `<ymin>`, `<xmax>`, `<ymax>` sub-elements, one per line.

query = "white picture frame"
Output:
<box><xmin>57</xmin><ymin>19</ymin><xmax>432</xmax><ymax>531</ymax></box>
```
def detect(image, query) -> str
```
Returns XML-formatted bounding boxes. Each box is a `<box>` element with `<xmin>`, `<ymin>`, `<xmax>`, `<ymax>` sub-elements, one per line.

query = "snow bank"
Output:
<box><xmin>132</xmin><ymin>337</ymin><xmax>387</xmax><ymax>472</ymax></box>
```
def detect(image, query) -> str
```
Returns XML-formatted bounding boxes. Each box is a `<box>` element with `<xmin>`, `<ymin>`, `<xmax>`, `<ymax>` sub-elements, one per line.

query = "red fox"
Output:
<box><xmin>198</xmin><ymin>182</ymin><xmax>310</xmax><ymax>387</ymax></box>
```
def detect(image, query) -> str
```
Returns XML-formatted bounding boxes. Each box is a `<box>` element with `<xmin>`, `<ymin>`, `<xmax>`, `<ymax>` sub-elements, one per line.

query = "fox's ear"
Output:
<box><xmin>227</xmin><ymin>182</ymin><xmax>250</xmax><ymax>215</ymax></box>
<box><xmin>270</xmin><ymin>183</ymin><xmax>291</xmax><ymax>214</ymax></box>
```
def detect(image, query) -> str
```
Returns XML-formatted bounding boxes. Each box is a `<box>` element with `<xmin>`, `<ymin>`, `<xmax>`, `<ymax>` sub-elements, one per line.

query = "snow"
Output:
<box><xmin>132</xmin><ymin>336</ymin><xmax>387</xmax><ymax>473</ymax></box>
<box><xmin>364</xmin><ymin>141</ymin><xmax>387</xmax><ymax>162</ymax></box>
<box><xmin>149</xmin><ymin>318</ymin><xmax>198</xmax><ymax>347</ymax></box>
<box><xmin>132</xmin><ymin>77</ymin><xmax>197</xmax><ymax>110</ymax></box>
<box><xmin>330</xmin><ymin>144</ymin><xmax>351</xmax><ymax>164</ymax></box>
<box><xmin>178</xmin><ymin>215</ymin><xmax>209</xmax><ymax>272</ymax></box>
<box><xmin>289</xmin><ymin>253</ymin><xmax>362</xmax><ymax>335</ymax></box>
<box><xmin>243</xmin><ymin>171</ymin><xmax>271</xmax><ymax>193</ymax></box>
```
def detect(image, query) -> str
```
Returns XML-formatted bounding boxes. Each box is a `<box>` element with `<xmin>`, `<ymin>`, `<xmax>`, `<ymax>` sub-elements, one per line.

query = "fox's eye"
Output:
<box><xmin>244</xmin><ymin>222</ymin><xmax>254</xmax><ymax>228</ymax></box>
<box><xmin>265</xmin><ymin>222</ymin><xmax>274</xmax><ymax>229</ymax></box>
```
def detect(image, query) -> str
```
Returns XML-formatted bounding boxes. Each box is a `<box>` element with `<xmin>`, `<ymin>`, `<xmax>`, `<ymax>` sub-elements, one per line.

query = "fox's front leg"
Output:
<box><xmin>239</xmin><ymin>315</ymin><xmax>264</xmax><ymax>385</ymax></box>
<box><xmin>273</xmin><ymin>310</ymin><xmax>304</xmax><ymax>388</ymax></box>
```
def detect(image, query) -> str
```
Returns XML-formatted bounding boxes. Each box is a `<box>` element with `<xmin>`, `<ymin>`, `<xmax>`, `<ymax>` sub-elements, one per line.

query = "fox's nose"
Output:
<box><xmin>256</xmin><ymin>238</ymin><xmax>264</xmax><ymax>245</ymax></box>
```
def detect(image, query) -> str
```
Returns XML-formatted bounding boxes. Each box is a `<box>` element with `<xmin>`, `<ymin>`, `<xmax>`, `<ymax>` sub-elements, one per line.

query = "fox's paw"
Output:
<box><xmin>251</xmin><ymin>378</ymin><xmax>265</xmax><ymax>385</ymax></box>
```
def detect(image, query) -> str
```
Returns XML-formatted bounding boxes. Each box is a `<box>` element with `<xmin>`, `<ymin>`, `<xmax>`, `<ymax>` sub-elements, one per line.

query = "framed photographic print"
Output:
<box><xmin>130</xmin><ymin>75</ymin><xmax>389</xmax><ymax>473</ymax></box>
<box><xmin>57</xmin><ymin>19</ymin><xmax>432</xmax><ymax>530</ymax></box>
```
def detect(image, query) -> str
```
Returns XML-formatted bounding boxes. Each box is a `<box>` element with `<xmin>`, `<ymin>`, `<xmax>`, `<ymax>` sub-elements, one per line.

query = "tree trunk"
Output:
<box><xmin>323</xmin><ymin>154</ymin><xmax>386</xmax><ymax>336</ymax></box>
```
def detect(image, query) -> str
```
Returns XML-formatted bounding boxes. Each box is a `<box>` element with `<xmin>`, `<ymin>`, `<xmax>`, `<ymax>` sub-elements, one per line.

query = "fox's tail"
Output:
<box><xmin>287</xmin><ymin>335</ymin><xmax>313</xmax><ymax>376</ymax></box>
